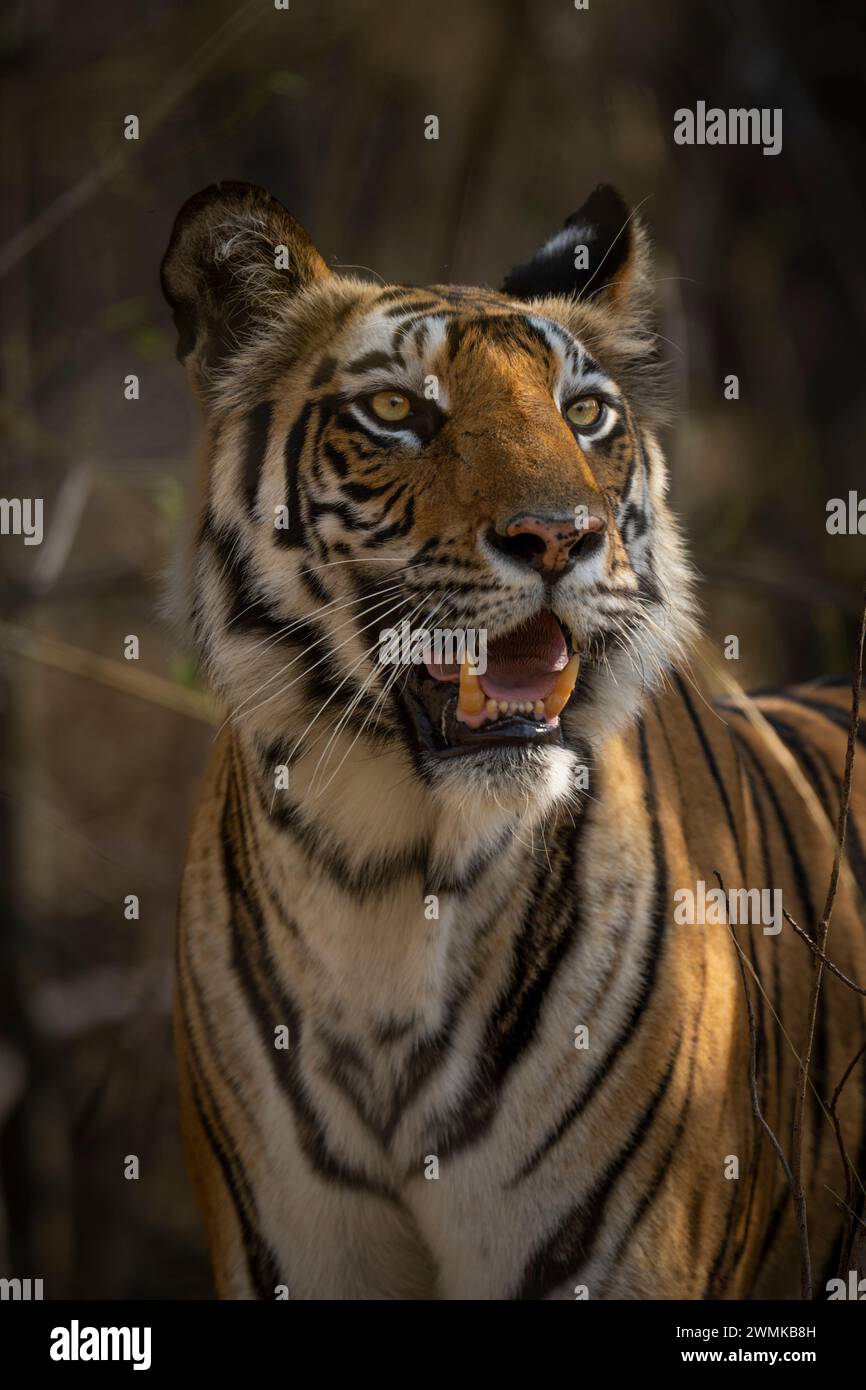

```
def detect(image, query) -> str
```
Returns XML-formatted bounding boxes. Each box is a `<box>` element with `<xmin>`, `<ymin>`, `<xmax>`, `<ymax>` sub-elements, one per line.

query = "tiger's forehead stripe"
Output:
<box><xmin>334</xmin><ymin>299</ymin><xmax>618</xmax><ymax>411</ymax></box>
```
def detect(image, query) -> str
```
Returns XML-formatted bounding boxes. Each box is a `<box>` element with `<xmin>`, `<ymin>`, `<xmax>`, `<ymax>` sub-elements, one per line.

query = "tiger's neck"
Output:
<box><xmin>220</xmin><ymin>725</ymin><xmax>630</xmax><ymax>1035</ymax></box>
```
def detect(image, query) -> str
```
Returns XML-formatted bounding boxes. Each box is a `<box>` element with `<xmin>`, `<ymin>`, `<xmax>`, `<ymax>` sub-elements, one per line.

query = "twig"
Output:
<box><xmin>0</xmin><ymin>621</ymin><xmax>218</xmax><ymax>724</ymax></box>
<box><xmin>823</xmin><ymin>1183</ymin><xmax>866</xmax><ymax>1233</ymax></box>
<box><xmin>715</xmin><ymin>871</ymin><xmax>793</xmax><ymax>1187</ymax></box>
<box><xmin>0</xmin><ymin>0</ymin><xmax>265</xmax><ymax>279</ymax></box>
<box><xmin>783</xmin><ymin>908</ymin><xmax>866</xmax><ymax>995</ymax></box>
<box><xmin>791</xmin><ymin>571</ymin><xmax>866</xmax><ymax>1300</ymax></box>
<box><xmin>700</xmin><ymin>559</ymin><xmax>863</xmax><ymax>616</ymax></box>
<box><xmin>828</xmin><ymin>1042</ymin><xmax>866</xmax><ymax>1278</ymax></box>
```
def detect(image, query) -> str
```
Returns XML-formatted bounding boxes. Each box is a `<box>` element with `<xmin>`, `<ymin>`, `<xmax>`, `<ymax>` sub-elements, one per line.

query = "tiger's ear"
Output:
<box><xmin>502</xmin><ymin>184</ymin><xmax>647</xmax><ymax>313</ymax></box>
<box><xmin>161</xmin><ymin>181</ymin><xmax>329</xmax><ymax>400</ymax></box>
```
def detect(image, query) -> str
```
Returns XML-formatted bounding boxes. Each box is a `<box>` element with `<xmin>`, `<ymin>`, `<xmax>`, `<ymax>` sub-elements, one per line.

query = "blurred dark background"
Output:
<box><xmin>0</xmin><ymin>0</ymin><xmax>864</xmax><ymax>1298</ymax></box>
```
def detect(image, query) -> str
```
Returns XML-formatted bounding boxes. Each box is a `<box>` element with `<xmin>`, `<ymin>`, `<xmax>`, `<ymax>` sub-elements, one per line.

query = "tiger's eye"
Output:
<box><xmin>565</xmin><ymin>396</ymin><xmax>602</xmax><ymax>429</ymax></box>
<box><xmin>370</xmin><ymin>391</ymin><xmax>411</xmax><ymax>422</ymax></box>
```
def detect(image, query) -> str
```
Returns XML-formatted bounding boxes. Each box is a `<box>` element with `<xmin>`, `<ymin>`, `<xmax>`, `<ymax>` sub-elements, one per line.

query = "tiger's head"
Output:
<box><xmin>162</xmin><ymin>181</ymin><xmax>696</xmax><ymax>823</ymax></box>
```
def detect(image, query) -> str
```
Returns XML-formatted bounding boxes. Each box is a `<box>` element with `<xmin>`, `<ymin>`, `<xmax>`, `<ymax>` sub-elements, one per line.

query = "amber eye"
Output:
<box><xmin>369</xmin><ymin>390</ymin><xmax>412</xmax><ymax>422</ymax></box>
<box><xmin>565</xmin><ymin>396</ymin><xmax>602</xmax><ymax>430</ymax></box>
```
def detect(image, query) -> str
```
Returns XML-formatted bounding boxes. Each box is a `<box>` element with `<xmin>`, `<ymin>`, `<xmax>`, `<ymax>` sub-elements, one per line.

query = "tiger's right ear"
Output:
<box><xmin>161</xmin><ymin>181</ymin><xmax>330</xmax><ymax>400</ymax></box>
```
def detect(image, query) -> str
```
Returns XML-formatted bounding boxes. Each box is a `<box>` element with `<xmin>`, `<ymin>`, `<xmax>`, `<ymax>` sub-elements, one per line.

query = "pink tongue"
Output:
<box><xmin>480</xmin><ymin>668</ymin><xmax>559</xmax><ymax>701</ymax></box>
<box><xmin>425</xmin><ymin>613</ymin><xmax>568</xmax><ymax>702</ymax></box>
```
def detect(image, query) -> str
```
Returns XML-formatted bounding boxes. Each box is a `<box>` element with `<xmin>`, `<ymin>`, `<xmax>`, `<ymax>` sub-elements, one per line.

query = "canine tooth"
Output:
<box><xmin>458</xmin><ymin>658</ymin><xmax>485</xmax><ymax>714</ymax></box>
<box><xmin>485</xmin><ymin>699</ymin><xmax>499</xmax><ymax>717</ymax></box>
<box><xmin>534</xmin><ymin>700</ymin><xmax>545</xmax><ymax>718</ymax></box>
<box><xmin>543</xmin><ymin>655</ymin><xmax>581</xmax><ymax>719</ymax></box>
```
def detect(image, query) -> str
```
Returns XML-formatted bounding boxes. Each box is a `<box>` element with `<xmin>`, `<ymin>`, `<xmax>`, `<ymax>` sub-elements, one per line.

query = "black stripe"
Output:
<box><xmin>321</xmin><ymin>897</ymin><xmax>505</xmax><ymax>1152</ymax></box>
<box><xmin>731</xmin><ymin>722</ymin><xmax>785</xmax><ymax>1126</ymax></box>
<box><xmin>222</xmin><ymin>765</ymin><xmax>397</xmax><ymax>1200</ymax></box>
<box><xmin>729</xmin><ymin>728</ymin><xmax>826</xmax><ymax>1165</ymax></box>
<box><xmin>176</xmin><ymin>920</ymin><xmax>280</xmax><ymax>1297</ymax></box>
<box><xmin>307</xmin><ymin>494</ymin><xmax>377</xmax><ymax>531</ymax></box>
<box><xmin>268</xmin><ymin>795</ymin><xmax>509</xmax><ymax>902</ymax></box>
<box><xmin>187</xmin><ymin>1071</ymin><xmax>281</xmax><ymax>1298</ymax></box>
<box><xmin>275</xmin><ymin>401</ymin><xmax>314</xmax><ymax>549</ymax></box>
<box><xmin>673</xmin><ymin>671</ymin><xmax>746</xmax><ymax>875</ymax></box>
<box><xmin>600</xmin><ymin>943</ymin><xmax>708</xmax><ymax>1296</ymax></box>
<box><xmin>727</xmin><ymin>730</ymin><xmax>817</xmax><ymax>968</ymax></box>
<box><xmin>510</xmin><ymin>723</ymin><xmax>667</xmax><ymax>1181</ymax></box>
<box><xmin>705</xmin><ymin>749</ymin><xmax>776</xmax><ymax>1297</ymax></box>
<box><xmin>298</xmin><ymin>563</ymin><xmax>331</xmax><ymax>606</ymax></box>
<box><xmin>513</xmin><ymin>1037</ymin><xmax>683</xmax><ymax>1300</ymax></box>
<box><xmin>818</xmin><ymin>1047</ymin><xmax>866</xmax><ymax>1291</ymax></box>
<box><xmin>203</xmin><ymin>515</ymin><xmax>285</xmax><ymax>635</ymax></box>
<box><xmin>760</xmin><ymin>692</ymin><xmax>866</xmax><ymax>750</ymax></box>
<box><xmin>375</xmin><ymin>285</ymin><xmax>415</xmax><ymax>304</ymax></box>
<box><xmin>310</xmin><ymin>355</ymin><xmax>337</xmax><ymax>387</ymax></box>
<box><xmin>241</xmin><ymin>401</ymin><xmax>273</xmax><ymax>513</ymax></box>
<box><xmin>368</xmin><ymin>495</ymin><xmax>415</xmax><ymax>543</ymax></box>
<box><xmin>342</xmin><ymin>477</ymin><xmax>404</xmax><ymax>503</ymax></box>
<box><xmin>345</xmin><ymin>349</ymin><xmax>403</xmax><ymax>375</ymax></box>
<box><xmin>751</xmin><ymin>1187</ymin><xmax>791</xmax><ymax>1286</ymax></box>
<box><xmin>432</xmin><ymin>804</ymin><xmax>591</xmax><ymax>1159</ymax></box>
<box><xmin>323</xmin><ymin>441</ymin><xmax>349</xmax><ymax>478</ymax></box>
<box><xmin>384</xmin><ymin>298</ymin><xmax>444</xmax><ymax>318</ymax></box>
<box><xmin>759</xmin><ymin>708</ymin><xmax>866</xmax><ymax>902</ymax></box>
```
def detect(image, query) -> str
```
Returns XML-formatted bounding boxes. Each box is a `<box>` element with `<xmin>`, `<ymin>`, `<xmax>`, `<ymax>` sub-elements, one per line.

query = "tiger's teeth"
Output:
<box><xmin>458</xmin><ymin>658</ymin><xmax>485</xmax><ymax>715</ymax></box>
<box><xmin>533</xmin><ymin>700</ymin><xmax>545</xmax><ymax>718</ymax></box>
<box><xmin>543</xmin><ymin>655</ymin><xmax>581</xmax><ymax>720</ymax></box>
<box><xmin>498</xmin><ymin>701</ymin><xmax>510</xmax><ymax>714</ymax></box>
<box><xmin>485</xmin><ymin>698</ymin><xmax>499</xmax><ymax>717</ymax></box>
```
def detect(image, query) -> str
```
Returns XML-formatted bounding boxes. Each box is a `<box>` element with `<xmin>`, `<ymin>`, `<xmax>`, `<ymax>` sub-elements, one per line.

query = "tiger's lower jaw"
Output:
<box><xmin>399</xmin><ymin>673</ymin><xmax>567</xmax><ymax>760</ymax></box>
<box><xmin>396</xmin><ymin>666</ymin><xmax>588</xmax><ymax>817</ymax></box>
<box><xmin>390</xmin><ymin>608</ymin><xmax>584</xmax><ymax>763</ymax></box>
<box><xmin>397</xmin><ymin>650</ymin><xmax>584</xmax><ymax>763</ymax></box>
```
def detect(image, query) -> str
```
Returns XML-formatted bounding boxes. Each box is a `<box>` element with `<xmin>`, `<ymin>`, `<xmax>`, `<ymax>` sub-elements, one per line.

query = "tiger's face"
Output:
<box><xmin>163</xmin><ymin>182</ymin><xmax>696</xmax><ymax>818</ymax></box>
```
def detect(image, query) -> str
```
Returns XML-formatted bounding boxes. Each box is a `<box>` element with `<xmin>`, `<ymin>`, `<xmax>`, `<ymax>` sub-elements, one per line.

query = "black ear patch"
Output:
<box><xmin>502</xmin><ymin>184</ymin><xmax>634</xmax><ymax>303</ymax></box>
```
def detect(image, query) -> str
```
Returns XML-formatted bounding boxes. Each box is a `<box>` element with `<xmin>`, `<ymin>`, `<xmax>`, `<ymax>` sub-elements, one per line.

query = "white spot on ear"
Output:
<box><xmin>537</xmin><ymin>226</ymin><xmax>580</xmax><ymax>262</ymax></box>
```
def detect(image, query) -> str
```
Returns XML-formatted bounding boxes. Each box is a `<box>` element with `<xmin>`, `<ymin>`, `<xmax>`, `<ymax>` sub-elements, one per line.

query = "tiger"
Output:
<box><xmin>161</xmin><ymin>179</ymin><xmax>866</xmax><ymax>1300</ymax></box>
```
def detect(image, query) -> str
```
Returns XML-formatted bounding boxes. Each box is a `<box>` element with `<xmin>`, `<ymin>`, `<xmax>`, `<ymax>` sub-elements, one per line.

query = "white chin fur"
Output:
<box><xmin>426</xmin><ymin>741</ymin><xmax>580</xmax><ymax>823</ymax></box>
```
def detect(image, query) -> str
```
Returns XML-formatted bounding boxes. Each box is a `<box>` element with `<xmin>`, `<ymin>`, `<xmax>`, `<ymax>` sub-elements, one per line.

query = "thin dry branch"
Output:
<box><xmin>0</xmin><ymin>621</ymin><xmax>218</xmax><ymax>724</ymax></box>
<box><xmin>783</xmin><ymin>908</ymin><xmax>866</xmax><ymax>995</ymax></box>
<box><xmin>717</xmin><ymin>872</ymin><xmax>793</xmax><ymax>1189</ymax></box>
<box><xmin>828</xmin><ymin>1041</ymin><xmax>866</xmax><ymax>1277</ymax></box>
<box><xmin>791</xmin><ymin>571</ymin><xmax>866</xmax><ymax>1299</ymax></box>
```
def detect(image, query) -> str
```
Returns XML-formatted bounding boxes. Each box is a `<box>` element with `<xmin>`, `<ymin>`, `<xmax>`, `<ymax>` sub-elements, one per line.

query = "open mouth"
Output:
<box><xmin>398</xmin><ymin>610</ymin><xmax>581</xmax><ymax>759</ymax></box>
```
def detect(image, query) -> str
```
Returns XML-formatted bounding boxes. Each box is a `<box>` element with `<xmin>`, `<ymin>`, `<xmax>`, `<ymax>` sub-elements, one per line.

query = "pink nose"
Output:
<box><xmin>498</xmin><ymin>511</ymin><xmax>607</xmax><ymax>574</ymax></box>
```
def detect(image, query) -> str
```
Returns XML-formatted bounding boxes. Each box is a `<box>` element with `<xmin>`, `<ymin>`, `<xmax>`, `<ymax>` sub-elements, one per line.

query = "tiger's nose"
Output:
<box><xmin>487</xmin><ymin>511</ymin><xmax>607</xmax><ymax>576</ymax></box>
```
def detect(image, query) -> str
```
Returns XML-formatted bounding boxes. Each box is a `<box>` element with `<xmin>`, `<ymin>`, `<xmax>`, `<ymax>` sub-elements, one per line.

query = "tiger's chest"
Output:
<box><xmin>180</xmin><ymin>725</ymin><xmax>768</xmax><ymax>1298</ymax></box>
<box><xmin>209</xmin><ymin>833</ymin><xmax>698</xmax><ymax>1298</ymax></box>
